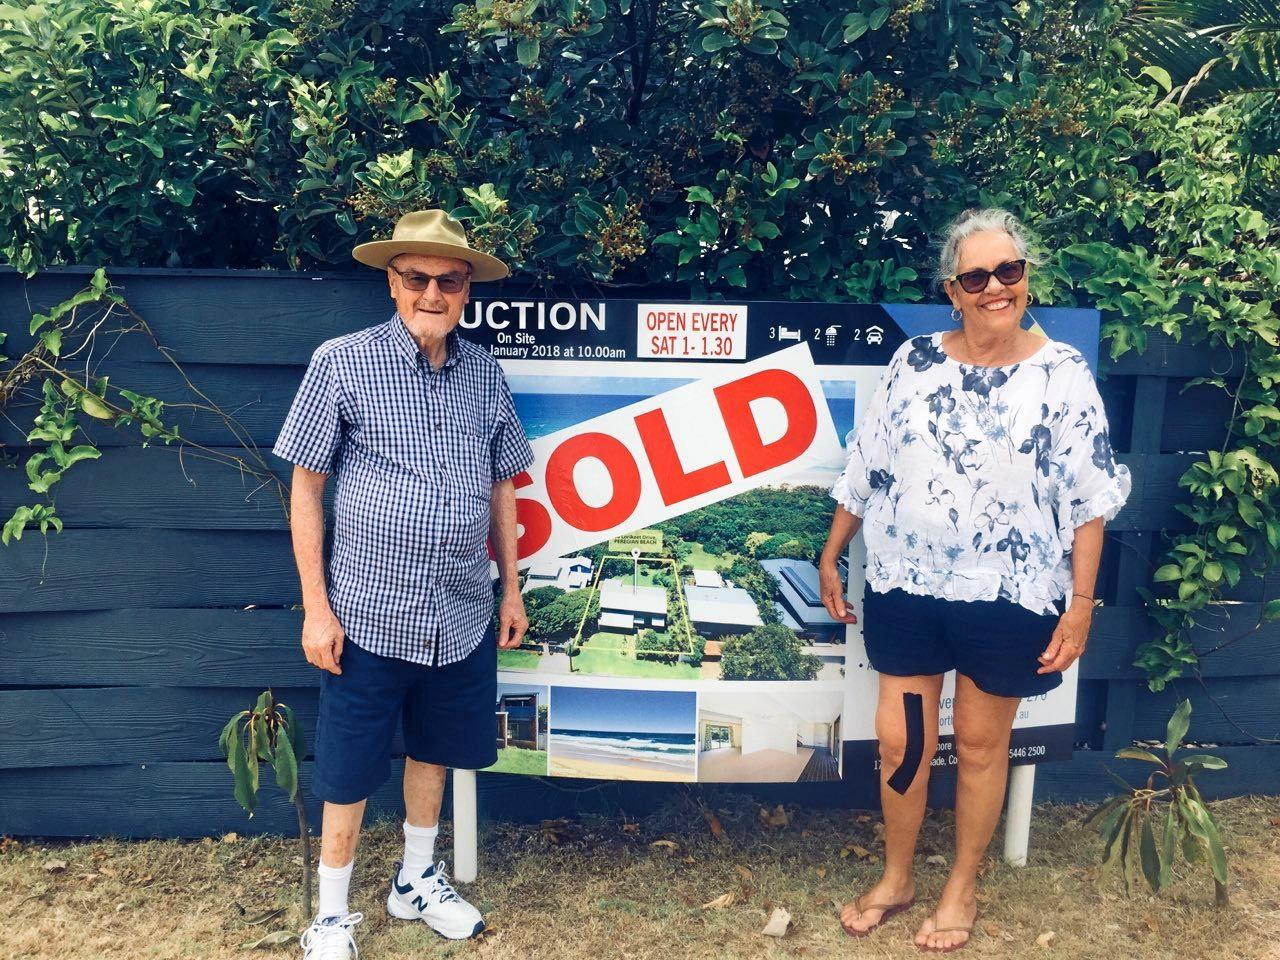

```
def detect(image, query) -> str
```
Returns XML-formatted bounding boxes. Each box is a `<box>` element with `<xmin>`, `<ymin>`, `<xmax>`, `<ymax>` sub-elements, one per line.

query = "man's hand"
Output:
<box><xmin>1038</xmin><ymin>599</ymin><xmax>1093</xmax><ymax>674</ymax></box>
<box><xmin>302</xmin><ymin>608</ymin><xmax>346</xmax><ymax>674</ymax></box>
<box><xmin>819</xmin><ymin>557</ymin><xmax>857</xmax><ymax>624</ymax></box>
<box><xmin>496</xmin><ymin>590</ymin><xmax>529</xmax><ymax>650</ymax></box>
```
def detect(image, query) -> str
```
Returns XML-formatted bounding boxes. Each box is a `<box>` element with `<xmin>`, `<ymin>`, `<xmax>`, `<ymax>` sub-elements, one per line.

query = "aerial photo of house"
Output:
<box><xmin>697</xmin><ymin>690</ymin><xmax>843</xmax><ymax>783</ymax></box>
<box><xmin>486</xmin><ymin>683</ymin><xmax>549</xmax><ymax>776</ymax></box>
<box><xmin>498</xmin><ymin>486</ymin><xmax>851</xmax><ymax>683</ymax></box>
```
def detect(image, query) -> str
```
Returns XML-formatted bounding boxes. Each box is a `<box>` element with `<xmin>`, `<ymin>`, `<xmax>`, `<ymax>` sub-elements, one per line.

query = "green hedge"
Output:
<box><xmin>1</xmin><ymin>0</ymin><xmax>1277</xmax><ymax>691</ymax></box>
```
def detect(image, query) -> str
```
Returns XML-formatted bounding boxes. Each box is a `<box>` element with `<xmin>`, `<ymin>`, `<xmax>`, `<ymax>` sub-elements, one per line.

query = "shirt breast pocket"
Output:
<box><xmin>453</xmin><ymin>433</ymin><xmax>494</xmax><ymax>503</ymax></box>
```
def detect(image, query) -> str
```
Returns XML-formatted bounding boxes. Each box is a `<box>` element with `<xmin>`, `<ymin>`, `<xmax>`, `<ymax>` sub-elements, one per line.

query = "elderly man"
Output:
<box><xmin>272</xmin><ymin>210</ymin><xmax>533</xmax><ymax>958</ymax></box>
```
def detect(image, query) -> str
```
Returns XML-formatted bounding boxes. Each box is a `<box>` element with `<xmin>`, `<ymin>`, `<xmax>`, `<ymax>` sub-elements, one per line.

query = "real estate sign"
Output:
<box><xmin>476</xmin><ymin>299</ymin><xmax>1098</xmax><ymax>784</ymax></box>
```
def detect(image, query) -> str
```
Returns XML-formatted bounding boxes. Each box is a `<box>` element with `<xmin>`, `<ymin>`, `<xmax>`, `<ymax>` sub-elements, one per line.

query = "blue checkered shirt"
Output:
<box><xmin>272</xmin><ymin>314</ymin><xmax>534</xmax><ymax>666</ymax></box>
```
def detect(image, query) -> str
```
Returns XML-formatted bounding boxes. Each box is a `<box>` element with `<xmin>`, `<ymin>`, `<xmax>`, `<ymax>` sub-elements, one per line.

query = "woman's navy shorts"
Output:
<box><xmin>862</xmin><ymin>585</ymin><xmax>1064</xmax><ymax>699</ymax></box>
<box><xmin>312</xmin><ymin>628</ymin><xmax>498</xmax><ymax>804</ymax></box>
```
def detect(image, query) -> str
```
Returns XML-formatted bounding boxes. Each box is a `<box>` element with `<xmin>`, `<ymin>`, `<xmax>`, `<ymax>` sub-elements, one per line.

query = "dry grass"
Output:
<box><xmin>3</xmin><ymin>794</ymin><xmax>1279</xmax><ymax>960</ymax></box>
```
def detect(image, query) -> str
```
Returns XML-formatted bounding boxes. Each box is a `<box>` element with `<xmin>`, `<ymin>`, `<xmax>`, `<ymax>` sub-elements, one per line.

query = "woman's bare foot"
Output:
<box><xmin>840</xmin><ymin>876</ymin><xmax>915</xmax><ymax>935</ymax></box>
<box><xmin>914</xmin><ymin>885</ymin><xmax>977</xmax><ymax>952</ymax></box>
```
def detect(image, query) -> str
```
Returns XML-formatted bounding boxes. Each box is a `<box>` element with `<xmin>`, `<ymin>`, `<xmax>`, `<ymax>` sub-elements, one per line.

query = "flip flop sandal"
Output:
<box><xmin>916</xmin><ymin>912</ymin><xmax>976</xmax><ymax>953</ymax></box>
<box><xmin>840</xmin><ymin>895</ymin><xmax>917</xmax><ymax>938</ymax></box>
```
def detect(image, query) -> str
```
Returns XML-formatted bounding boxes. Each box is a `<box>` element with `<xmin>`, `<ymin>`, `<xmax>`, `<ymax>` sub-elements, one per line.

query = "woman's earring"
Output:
<box><xmin>951</xmin><ymin>307</ymin><xmax>962</xmax><ymax>323</ymax></box>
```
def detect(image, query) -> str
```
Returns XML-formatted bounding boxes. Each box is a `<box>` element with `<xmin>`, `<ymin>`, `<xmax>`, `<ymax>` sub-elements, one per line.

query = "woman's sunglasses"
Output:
<box><xmin>389</xmin><ymin>263</ymin><xmax>471</xmax><ymax>294</ymax></box>
<box><xmin>947</xmin><ymin>258</ymin><xmax>1026</xmax><ymax>294</ymax></box>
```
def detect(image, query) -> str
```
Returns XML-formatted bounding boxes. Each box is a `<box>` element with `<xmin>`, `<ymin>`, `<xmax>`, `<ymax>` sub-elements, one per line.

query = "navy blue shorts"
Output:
<box><xmin>312</xmin><ymin>628</ymin><xmax>498</xmax><ymax>804</ymax></box>
<box><xmin>862</xmin><ymin>585</ymin><xmax>1064</xmax><ymax>699</ymax></box>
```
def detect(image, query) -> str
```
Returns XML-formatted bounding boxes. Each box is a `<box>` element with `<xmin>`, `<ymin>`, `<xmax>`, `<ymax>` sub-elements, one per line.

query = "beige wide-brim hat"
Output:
<box><xmin>352</xmin><ymin>209</ymin><xmax>509</xmax><ymax>281</ymax></box>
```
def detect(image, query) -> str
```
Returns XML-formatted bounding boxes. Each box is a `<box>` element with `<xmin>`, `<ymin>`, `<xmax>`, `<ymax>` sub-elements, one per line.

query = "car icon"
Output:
<box><xmin>866</xmin><ymin>325</ymin><xmax>884</xmax><ymax>345</ymax></box>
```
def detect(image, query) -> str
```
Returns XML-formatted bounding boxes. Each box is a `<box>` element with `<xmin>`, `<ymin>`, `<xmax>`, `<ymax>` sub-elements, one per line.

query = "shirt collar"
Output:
<box><xmin>390</xmin><ymin>313</ymin><xmax>461</xmax><ymax>371</ymax></box>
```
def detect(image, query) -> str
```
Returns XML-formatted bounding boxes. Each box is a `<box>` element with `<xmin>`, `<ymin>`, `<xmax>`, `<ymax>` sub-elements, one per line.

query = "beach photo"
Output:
<box><xmin>697</xmin><ymin>689</ymin><xmax>843</xmax><ymax>783</ymax></box>
<box><xmin>485</xmin><ymin>683</ymin><xmax>550</xmax><ymax>776</ymax></box>
<box><xmin>548</xmin><ymin>687</ymin><xmax>697</xmax><ymax>781</ymax></box>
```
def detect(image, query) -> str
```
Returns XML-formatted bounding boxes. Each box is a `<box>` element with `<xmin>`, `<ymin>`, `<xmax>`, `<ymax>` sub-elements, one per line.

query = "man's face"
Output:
<box><xmin>387</xmin><ymin>253</ymin><xmax>472</xmax><ymax>340</ymax></box>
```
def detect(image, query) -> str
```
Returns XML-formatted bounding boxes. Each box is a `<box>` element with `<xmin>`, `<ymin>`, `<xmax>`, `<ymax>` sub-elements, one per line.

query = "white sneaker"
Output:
<box><xmin>386</xmin><ymin>860</ymin><xmax>485</xmax><ymax>939</ymax></box>
<box><xmin>300</xmin><ymin>912</ymin><xmax>363</xmax><ymax>960</ymax></box>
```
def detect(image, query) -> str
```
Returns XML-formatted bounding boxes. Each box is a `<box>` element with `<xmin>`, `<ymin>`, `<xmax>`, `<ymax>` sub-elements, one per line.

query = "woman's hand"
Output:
<box><xmin>1037</xmin><ymin>599</ymin><xmax>1093</xmax><ymax>674</ymax></box>
<box><xmin>819</xmin><ymin>557</ymin><xmax>858</xmax><ymax>624</ymax></box>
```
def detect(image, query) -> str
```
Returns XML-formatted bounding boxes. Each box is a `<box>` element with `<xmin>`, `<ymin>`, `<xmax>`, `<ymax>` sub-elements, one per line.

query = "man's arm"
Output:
<box><xmin>489</xmin><ymin>477</ymin><xmax>528</xmax><ymax>650</ymax></box>
<box><xmin>289</xmin><ymin>464</ymin><xmax>346</xmax><ymax>674</ymax></box>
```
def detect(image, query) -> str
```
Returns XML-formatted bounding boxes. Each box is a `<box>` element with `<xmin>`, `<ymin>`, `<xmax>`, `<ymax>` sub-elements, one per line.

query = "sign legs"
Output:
<box><xmin>453</xmin><ymin>768</ymin><xmax>479</xmax><ymax>882</ymax></box>
<box><xmin>1002</xmin><ymin>763</ymin><xmax>1035</xmax><ymax>867</ymax></box>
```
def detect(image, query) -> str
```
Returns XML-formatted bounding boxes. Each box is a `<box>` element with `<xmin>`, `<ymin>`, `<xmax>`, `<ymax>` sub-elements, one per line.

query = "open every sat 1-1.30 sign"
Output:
<box><xmin>474</xmin><ymin>298</ymin><xmax>1099</xmax><ymax>783</ymax></box>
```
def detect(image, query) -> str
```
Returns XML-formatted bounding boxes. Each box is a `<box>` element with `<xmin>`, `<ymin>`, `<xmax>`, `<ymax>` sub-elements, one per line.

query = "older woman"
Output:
<box><xmin>819</xmin><ymin>208</ymin><xmax>1129</xmax><ymax>952</ymax></box>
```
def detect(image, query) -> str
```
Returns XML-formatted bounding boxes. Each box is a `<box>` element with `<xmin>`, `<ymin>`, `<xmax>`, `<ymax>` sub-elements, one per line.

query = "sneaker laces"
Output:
<box><xmin>423</xmin><ymin>861</ymin><xmax>461</xmax><ymax>904</ymax></box>
<box><xmin>301</xmin><ymin>912</ymin><xmax>363</xmax><ymax>960</ymax></box>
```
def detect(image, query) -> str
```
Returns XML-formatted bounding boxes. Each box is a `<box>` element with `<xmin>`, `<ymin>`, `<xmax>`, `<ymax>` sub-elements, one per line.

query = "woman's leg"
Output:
<box><xmin>842</xmin><ymin>672</ymin><xmax>944</xmax><ymax>934</ymax></box>
<box><xmin>915</xmin><ymin>673</ymin><xmax>1020</xmax><ymax>950</ymax></box>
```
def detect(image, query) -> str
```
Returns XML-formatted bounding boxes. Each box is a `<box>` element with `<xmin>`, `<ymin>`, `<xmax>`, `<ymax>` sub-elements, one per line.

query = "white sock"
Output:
<box><xmin>401</xmin><ymin>820</ymin><xmax>438</xmax><ymax>878</ymax></box>
<box><xmin>316</xmin><ymin>859</ymin><xmax>354</xmax><ymax>920</ymax></box>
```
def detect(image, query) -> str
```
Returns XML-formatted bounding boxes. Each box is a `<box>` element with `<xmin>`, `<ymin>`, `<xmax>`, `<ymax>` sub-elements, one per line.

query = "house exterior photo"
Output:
<box><xmin>598</xmin><ymin>578</ymin><xmax>667</xmax><ymax>632</ymax></box>
<box><xmin>683</xmin><ymin>583</ymin><xmax>763</xmax><ymax>636</ymax></box>
<box><xmin>521</xmin><ymin>555</ymin><xmax>594</xmax><ymax>594</ymax></box>
<box><xmin>760</xmin><ymin>558</ymin><xmax>843</xmax><ymax>643</ymax></box>
<box><xmin>496</xmin><ymin>690</ymin><xmax>546</xmax><ymax>750</ymax></box>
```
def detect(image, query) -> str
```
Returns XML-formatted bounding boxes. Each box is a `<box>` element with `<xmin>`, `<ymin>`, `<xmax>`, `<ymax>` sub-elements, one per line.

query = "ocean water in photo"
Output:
<box><xmin>549</xmin><ymin>728</ymin><xmax>697</xmax><ymax>771</ymax></box>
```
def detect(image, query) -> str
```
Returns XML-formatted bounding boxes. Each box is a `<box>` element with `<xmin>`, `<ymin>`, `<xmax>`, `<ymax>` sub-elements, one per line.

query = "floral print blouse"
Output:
<box><xmin>831</xmin><ymin>332</ymin><xmax>1131</xmax><ymax>616</ymax></box>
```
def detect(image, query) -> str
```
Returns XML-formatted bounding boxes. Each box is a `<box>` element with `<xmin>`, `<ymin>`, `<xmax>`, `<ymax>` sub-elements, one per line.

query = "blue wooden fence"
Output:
<box><xmin>1</xmin><ymin>267</ymin><xmax>1277</xmax><ymax>838</ymax></box>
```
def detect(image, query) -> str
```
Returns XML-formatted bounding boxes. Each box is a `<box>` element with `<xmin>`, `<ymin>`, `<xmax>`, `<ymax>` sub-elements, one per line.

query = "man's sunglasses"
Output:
<box><xmin>947</xmin><ymin>258</ymin><xmax>1027</xmax><ymax>294</ymax></box>
<box><xmin>389</xmin><ymin>263</ymin><xmax>471</xmax><ymax>294</ymax></box>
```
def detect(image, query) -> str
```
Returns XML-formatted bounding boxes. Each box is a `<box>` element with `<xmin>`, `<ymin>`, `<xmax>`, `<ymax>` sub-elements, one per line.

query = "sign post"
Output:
<box><xmin>453</xmin><ymin>769</ymin><xmax>478</xmax><ymax>883</ymax></box>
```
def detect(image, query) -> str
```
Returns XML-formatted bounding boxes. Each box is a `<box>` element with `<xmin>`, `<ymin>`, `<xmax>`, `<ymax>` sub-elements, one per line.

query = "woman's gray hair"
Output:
<box><xmin>935</xmin><ymin>208</ymin><xmax>1045</xmax><ymax>288</ymax></box>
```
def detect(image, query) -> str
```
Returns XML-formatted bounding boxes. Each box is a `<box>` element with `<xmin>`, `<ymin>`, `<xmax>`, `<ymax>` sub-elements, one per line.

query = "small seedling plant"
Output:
<box><xmin>220</xmin><ymin>690</ymin><xmax>314</xmax><ymax>919</ymax></box>
<box><xmin>1086</xmin><ymin>699</ymin><xmax>1229</xmax><ymax>906</ymax></box>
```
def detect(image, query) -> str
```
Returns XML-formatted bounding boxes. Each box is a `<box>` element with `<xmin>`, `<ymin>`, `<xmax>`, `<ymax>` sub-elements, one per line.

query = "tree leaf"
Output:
<box><xmin>1165</xmin><ymin>699</ymin><xmax>1191</xmax><ymax>757</ymax></box>
<box><xmin>228</xmin><ymin>732</ymin><xmax>256</xmax><ymax>814</ymax></box>
<box><xmin>1140</xmin><ymin>66</ymin><xmax>1173</xmax><ymax>94</ymax></box>
<box><xmin>273</xmin><ymin>730</ymin><xmax>298</xmax><ymax>802</ymax></box>
<box><xmin>1178</xmin><ymin>753</ymin><xmax>1228</xmax><ymax>771</ymax></box>
<box><xmin>1139</xmin><ymin>816</ymin><xmax>1161</xmax><ymax>892</ymax></box>
<box><xmin>1159</xmin><ymin>804</ymin><xmax>1179</xmax><ymax>891</ymax></box>
<box><xmin>1115</xmin><ymin>747</ymin><xmax>1164</xmax><ymax>765</ymax></box>
<box><xmin>516</xmin><ymin>37</ymin><xmax>540</xmax><ymax>66</ymax></box>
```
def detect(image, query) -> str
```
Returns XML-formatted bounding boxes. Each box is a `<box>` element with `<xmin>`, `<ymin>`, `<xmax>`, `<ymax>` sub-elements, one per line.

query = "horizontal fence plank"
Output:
<box><xmin>1130</xmin><ymin>676</ymin><xmax>1280</xmax><ymax>744</ymax></box>
<box><xmin>2</xmin><ymin>744</ymin><xmax>1272</xmax><ymax>838</ymax></box>
<box><xmin>0</xmin><ymin>760</ymin><xmax>678</xmax><ymax>839</ymax></box>
<box><xmin>0</xmin><ymin>445</ymin><xmax>294</xmax><ymax>529</ymax></box>
<box><xmin>1084</xmin><ymin>604</ymin><xmax>1280</xmax><ymax>680</ymax></box>
<box><xmin>1</xmin><ymin>272</ymin><xmax>389</xmax><ymax>365</ymax></box>
<box><xmin>0</xmin><ymin>530</ymin><xmax>298</xmax><ymax>612</ymax></box>
<box><xmin>6</xmin><ymin>604</ymin><xmax>1274</xmax><ymax>689</ymax></box>
<box><xmin>1162</xmin><ymin>378</ymin><xmax>1233</xmax><ymax>453</ymax></box>
<box><xmin>0</xmin><ymin>444</ymin><xmax>1193</xmax><ymax>534</ymax></box>
<box><xmin>0</xmin><ymin>445</ymin><xmax>300</xmax><ymax>529</ymax></box>
<box><xmin>0</xmin><ymin>609</ymin><xmax>308</xmax><ymax>687</ymax></box>
<box><xmin>2</xmin><ymin>687</ymin><xmax>331</xmax><ymax>769</ymax></box>
<box><xmin>0</xmin><ymin>362</ymin><xmax>306</xmax><ymax>449</ymax></box>
<box><xmin>1103</xmin><ymin>329</ymin><xmax>1243</xmax><ymax>378</ymax></box>
<box><xmin>1034</xmin><ymin>743</ymin><xmax>1280</xmax><ymax>803</ymax></box>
